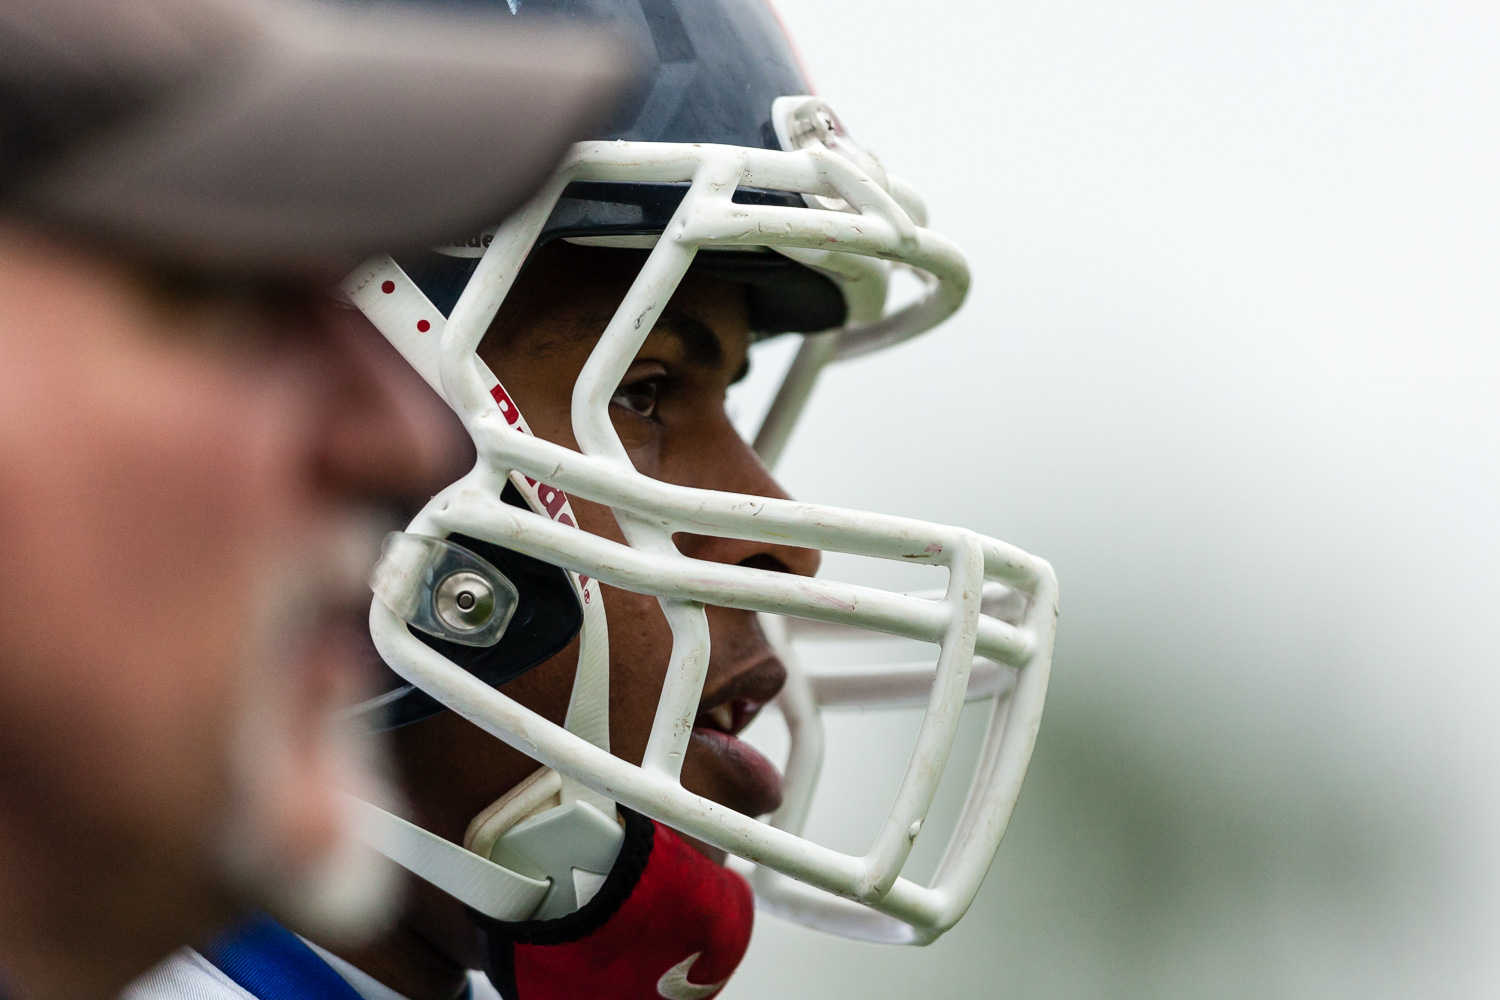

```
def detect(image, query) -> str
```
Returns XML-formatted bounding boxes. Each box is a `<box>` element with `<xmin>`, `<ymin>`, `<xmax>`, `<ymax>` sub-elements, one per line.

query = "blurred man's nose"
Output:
<box><xmin>309</xmin><ymin>305</ymin><xmax>473</xmax><ymax>505</ymax></box>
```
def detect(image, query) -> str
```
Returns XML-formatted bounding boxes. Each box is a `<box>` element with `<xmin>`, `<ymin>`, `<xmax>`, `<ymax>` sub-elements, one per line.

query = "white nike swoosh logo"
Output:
<box><xmin>656</xmin><ymin>952</ymin><xmax>727</xmax><ymax>1000</ymax></box>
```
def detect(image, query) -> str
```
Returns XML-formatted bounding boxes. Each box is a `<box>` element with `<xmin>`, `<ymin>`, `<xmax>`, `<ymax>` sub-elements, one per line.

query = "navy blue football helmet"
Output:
<box><xmin>345</xmin><ymin>0</ymin><xmax>1054</xmax><ymax>952</ymax></box>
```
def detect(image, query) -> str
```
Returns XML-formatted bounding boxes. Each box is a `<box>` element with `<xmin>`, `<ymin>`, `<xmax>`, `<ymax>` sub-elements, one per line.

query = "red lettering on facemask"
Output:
<box><xmin>536</xmin><ymin>484</ymin><xmax>567</xmax><ymax>519</ymax></box>
<box><xmin>488</xmin><ymin>379</ymin><xmax>592</xmax><ymax>600</ymax></box>
<box><xmin>489</xmin><ymin>383</ymin><xmax>523</xmax><ymax>427</ymax></box>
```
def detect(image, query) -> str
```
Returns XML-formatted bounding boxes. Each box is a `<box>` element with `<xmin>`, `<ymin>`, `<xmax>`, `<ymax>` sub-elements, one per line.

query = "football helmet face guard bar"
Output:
<box><xmin>353</xmin><ymin>127</ymin><xmax>1057</xmax><ymax>943</ymax></box>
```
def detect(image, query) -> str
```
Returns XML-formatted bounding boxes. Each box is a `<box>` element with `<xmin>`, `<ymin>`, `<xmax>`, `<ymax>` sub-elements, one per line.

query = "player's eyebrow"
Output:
<box><xmin>652</xmin><ymin>309</ymin><xmax>723</xmax><ymax>369</ymax></box>
<box><xmin>654</xmin><ymin>311</ymin><xmax>753</xmax><ymax>383</ymax></box>
<box><xmin>521</xmin><ymin>304</ymin><xmax>749</xmax><ymax>379</ymax></box>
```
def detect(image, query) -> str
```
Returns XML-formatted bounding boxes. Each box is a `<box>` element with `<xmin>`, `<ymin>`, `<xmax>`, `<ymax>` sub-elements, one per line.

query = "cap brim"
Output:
<box><xmin>24</xmin><ymin>0</ymin><xmax>636</xmax><ymax>273</ymax></box>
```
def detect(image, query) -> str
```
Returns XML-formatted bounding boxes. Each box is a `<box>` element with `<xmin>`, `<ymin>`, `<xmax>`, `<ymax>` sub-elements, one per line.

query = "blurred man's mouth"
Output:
<box><xmin>688</xmin><ymin>653</ymin><xmax>787</xmax><ymax>820</ymax></box>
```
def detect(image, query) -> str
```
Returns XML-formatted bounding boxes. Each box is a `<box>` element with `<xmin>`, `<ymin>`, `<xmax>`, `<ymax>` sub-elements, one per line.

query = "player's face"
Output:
<box><xmin>0</xmin><ymin>223</ymin><xmax>459</xmax><ymax>987</ymax></box>
<box><xmin>386</xmin><ymin>246</ymin><xmax>819</xmax><ymax>960</ymax></box>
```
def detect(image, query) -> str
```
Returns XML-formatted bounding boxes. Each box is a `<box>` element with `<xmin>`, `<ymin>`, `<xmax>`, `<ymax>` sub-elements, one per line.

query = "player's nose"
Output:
<box><xmin>672</xmin><ymin>419</ymin><xmax>821</xmax><ymax>579</ymax></box>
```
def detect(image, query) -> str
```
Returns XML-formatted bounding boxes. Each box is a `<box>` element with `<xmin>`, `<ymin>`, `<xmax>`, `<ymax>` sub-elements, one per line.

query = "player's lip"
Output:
<box><xmin>686</xmin><ymin>652</ymin><xmax>787</xmax><ymax>822</ymax></box>
<box><xmin>693</xmin><ymin>654</ymin><xmax>787</xmax><ymax>737</ymax></box>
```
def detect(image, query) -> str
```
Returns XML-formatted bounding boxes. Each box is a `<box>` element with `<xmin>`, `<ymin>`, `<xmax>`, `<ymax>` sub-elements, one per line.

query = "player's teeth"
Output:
<box><xmin>709</xmin><ymin>704</ymin><xmax>734</xmax><ymax>731</ymax></box>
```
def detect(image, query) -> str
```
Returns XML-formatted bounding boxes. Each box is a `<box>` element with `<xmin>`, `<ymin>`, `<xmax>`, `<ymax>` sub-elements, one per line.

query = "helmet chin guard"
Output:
<box><xmin>346</xmin><ymin>110</ymin><xmax>1058</xmax><ymax>944</ymax></box>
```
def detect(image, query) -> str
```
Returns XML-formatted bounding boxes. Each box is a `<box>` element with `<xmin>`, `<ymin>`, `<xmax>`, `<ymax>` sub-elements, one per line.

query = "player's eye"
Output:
<box><xmin>611</xmin><ymin>377</ymin><xmax>661</xmax><ymax>420</ymax></box>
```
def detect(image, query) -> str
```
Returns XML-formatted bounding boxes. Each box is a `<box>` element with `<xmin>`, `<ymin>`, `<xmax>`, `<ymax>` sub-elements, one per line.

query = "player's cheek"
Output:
<box><xmin>597</xmin><ymin>585</ymin><xmax>675</xmax><ymax>766</ymax></box>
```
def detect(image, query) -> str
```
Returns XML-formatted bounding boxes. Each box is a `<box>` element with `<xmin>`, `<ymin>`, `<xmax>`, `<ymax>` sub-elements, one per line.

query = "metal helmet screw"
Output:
<box><xmin>434</xmin><ymin>570</ymin><xmax>495</xmax><ymax>632</ymax></box>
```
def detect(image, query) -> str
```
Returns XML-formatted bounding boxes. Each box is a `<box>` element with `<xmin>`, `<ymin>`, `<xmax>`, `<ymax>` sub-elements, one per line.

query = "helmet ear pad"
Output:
<box><xmin>383</xmin><ymin>481</ymin><xmax>586</xmax><ymax>730</ymax></box>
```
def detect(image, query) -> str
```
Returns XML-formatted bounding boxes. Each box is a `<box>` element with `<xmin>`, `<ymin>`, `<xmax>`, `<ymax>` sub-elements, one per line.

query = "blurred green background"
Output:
<box><xmin>723</xmin><ymin>0</ymin><xmax>1500</xmax><ymax>995</ymax></box>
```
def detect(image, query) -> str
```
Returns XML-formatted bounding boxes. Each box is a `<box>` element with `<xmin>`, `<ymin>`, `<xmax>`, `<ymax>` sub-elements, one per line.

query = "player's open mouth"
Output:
<box><xmin>688</xmin><ymin>656</ymin><xmax>786</xmax><ymax>819</ymax></box>
<box><xmin>694</xmin><ymin>698</ymin><xmax>763</xmax><ymax>735</ymax></box>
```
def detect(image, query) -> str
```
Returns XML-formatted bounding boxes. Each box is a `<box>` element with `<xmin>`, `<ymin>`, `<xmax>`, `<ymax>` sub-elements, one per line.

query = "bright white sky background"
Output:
<box><xmin>724</xmin><ymin>1</ymin><xmax>1500</xmax><ymax>997</ymax></box>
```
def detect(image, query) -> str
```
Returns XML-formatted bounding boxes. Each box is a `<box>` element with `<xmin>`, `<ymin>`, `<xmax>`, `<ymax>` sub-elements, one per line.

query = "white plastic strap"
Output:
<box><xmin>347</xmin><ymin>797</ymin><xmax>548</xmax><ymax>922</ymax></box>
<box><xmin>344</xmin><ymin>258</ymin><xmax>614</xmax><ymax>813</ymax></box>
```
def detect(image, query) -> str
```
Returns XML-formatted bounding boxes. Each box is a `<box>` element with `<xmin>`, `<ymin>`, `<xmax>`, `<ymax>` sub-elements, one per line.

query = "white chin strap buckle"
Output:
<box><xmin>465</xmin><ymin>769</ymin><xmax>625</xmax><ymax>921</ymax></box>
<box><xmin>487</xmin><ymin>800</ymin><xmax>624</xmax><ymax>919</ymax></box>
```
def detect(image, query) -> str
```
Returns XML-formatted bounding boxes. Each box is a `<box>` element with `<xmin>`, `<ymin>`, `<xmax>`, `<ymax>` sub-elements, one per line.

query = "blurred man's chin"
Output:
<box><xmin>230</xmin><ymin>801</ymin><xmax>403</xmax><ymax>943</ymax></box>
<box><xmin>212</xmin><ymin>535</ymin><xmax>404</xmax><ymax>942</ymax></box>
<box><xmin>212</xmin><ymin>718</ymin><xmax>403</xmax><ymax>943</ymax></box>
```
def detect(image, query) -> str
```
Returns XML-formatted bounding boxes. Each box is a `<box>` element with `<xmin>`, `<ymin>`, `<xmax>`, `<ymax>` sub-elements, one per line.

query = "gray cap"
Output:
<box><xmin>0</xmin><ymin>0</ymin><xmax>636</xmax><ymax>272</ymax></box>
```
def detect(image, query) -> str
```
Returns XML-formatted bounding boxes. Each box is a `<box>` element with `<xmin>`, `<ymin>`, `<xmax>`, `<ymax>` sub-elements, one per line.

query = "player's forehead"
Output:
<box><xmin>490</xmin><ymin>242</ymin><xmax>751</xmax><ymax>370</ymax></box>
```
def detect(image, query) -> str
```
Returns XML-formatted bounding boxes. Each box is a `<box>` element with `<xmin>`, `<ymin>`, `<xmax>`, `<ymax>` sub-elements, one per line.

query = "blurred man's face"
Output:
<box><xmin>0</xmin><ymin>222</ymin><xmax>463</xmax><ymax>998</ymax></box>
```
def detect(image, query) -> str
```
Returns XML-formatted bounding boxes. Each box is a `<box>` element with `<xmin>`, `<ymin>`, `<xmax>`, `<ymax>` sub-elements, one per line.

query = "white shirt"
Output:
<box><xmin>121</xmin><ymin>944</ymin><xmax>503</xmax><ymax>1000</ymax></box>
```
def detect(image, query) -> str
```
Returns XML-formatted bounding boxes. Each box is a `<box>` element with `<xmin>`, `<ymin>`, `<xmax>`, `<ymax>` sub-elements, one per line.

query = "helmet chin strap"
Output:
<box><xmin>345</xmin><ymin>258</ymin><xmax>622</xmax><ymax>921</ymax></box>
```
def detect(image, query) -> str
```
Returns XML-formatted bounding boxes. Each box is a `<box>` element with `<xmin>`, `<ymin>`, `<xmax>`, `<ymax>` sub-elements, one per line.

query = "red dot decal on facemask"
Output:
<box><xmin>381</xmin><ymin>280</ymin><xmax>395</xmax><ymax>294</ymax></box>
<box><xmin>417</xmin><ymin>320</ymin><xmax>431</xmax><ymax>332</ymax></box>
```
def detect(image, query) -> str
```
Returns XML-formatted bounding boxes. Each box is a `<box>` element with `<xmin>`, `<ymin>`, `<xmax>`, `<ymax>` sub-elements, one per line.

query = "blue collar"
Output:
<box><xmin>202</xmin><ymin>914</ymin><xmax>366</xmax><ymax>1000</ymax></box>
